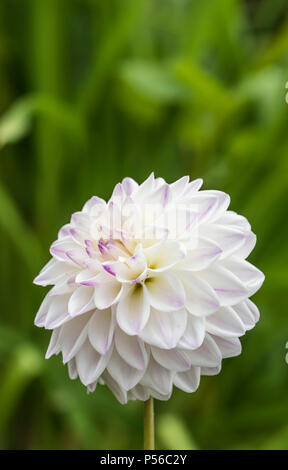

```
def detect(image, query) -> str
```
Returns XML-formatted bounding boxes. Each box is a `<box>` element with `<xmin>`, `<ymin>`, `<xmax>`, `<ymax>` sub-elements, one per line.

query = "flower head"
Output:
<box><xmin>34</xmin><ymin>174</ymin><xmax>264</xmax><ymax>403</ymax></box>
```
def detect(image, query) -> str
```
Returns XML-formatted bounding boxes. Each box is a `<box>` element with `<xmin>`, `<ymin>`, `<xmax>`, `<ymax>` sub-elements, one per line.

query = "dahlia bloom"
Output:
<box><xmin>34</xmin><ymin>174</ymin><xmax>264</xmax><ymax>403</ymax></box>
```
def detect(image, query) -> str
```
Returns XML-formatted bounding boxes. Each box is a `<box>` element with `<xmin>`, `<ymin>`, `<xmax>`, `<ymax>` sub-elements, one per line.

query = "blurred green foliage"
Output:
<box><xmin>0</xmin><ymin>0</ymin><xmax>288</xmax><ymax>450</ymax></box>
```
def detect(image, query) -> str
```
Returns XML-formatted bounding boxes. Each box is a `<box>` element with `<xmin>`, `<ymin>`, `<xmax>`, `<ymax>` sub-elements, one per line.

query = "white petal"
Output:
<box><xmin>88</xmin><ymin>308</ymin><xmax>115</xmax><ymax>354</ymax></box>
<box><xmin>83</xmin><ymin>240</ymin><xmax>100</xmax><ymax>260</ymax></box>
<box><xmin>151</xmin><ymin>347</ymin><xmax>191</xmax><ymax>372</ymax></box>
<box><xmin>59</xmin><ymin>313</ymin><xmax>91</xmax><ymax>363</ymax></box>
<box><xmin>101</xmin><ymin>370</ymin><xmax>128</xmax><ymax>404</ymax></box>
<box><xmin>174</xmin><ymin>366</ymin><xmax>200</xmax><ymax>393</ymax></box>
<box><xmin>221</xmin><ymin>257</ymin><xmax>264</xmax><ymax>295</ymax></box>
<box><xmin>139</xmin><ymin>307</ymin><xmax>187</xmax><ymax>349</ymax></box>
<box><xmin>232</xmin><ymin>302</ymin><xmax>256</xmax><ymax>330</ymax></box>
<box><xmin>217</xmin><ymin>210</ymin><xmax>251</xmax><ymax>230</ymax></box>
<box><xmin>102</xmin><ymin>249</ymin><xmax>147</xmax><ymax>282</ymax></box>
<box><xmin>142</xmin><ymin>225</ymin><xmax>169</xmax><ymax>247</ymax></box>
<box><xmin>181</xmin><ymin>178</ymin><xmax>203</xmax><ymax>198</ymax></box>
<box><xmin>234</xmin><ymin>232</ymin><xmax>256</xmax><ymax>259</ymax></box>
<box><xmin>144</xmin><ymin>183</ymin><xmax>172</xmax><ymax>209</ymax></box>
<box><xmin>177</xmin><ymin>271</ymin><xmax>220</xmax><ymax>316</ymax></box>
<box><xmin>82</xmin><ymin>196</ymin><xmax>106</xmax><ymax>214</ymax></box>
<box><xmin>149</xmin><ymin>389</ymin><xmax>172</xmax><ymax>401</ymax></box>
<box><xmin>45</xmin><ymin>328</ymin><xmax>61</xmax><ymax>358</ymax></box>
<box><xmin>199</xmin><ymin>224</ymin><xmax>246</xmax><ymax>258</ymax></box>
<box><xmin>48</xmin><ymin>274</ymin><xmax>75</xmax><ymax>296</ymax></box>
<box><xmin>75</xmin><ymin>340</ymin><xmax>111</xmax><ymax>386</ymax></box>
<box><xmin>170</xmin><ymin>176</ymin><xmax>189</xmax><ymax>199</ymax></box>
<box><xmin>68</xmin><ymin>285</ymin><xmax>95</xmax><ymax>317</ymax></box>
<box><xmin>58</xmin><ymin>223</ymin><xmax>71</xmax><ymax>239</ymax></box>
<box><xmin>159</xmin><ymin>206</ymin><xmax>198</xmax><ymax>241</ymax></box>
<box><xmin>45</xmin><ymin>294</ymin><xmax>71</xmax><ymax>329</ymax></box>
<box><xmin>201</xmin><ymin>365</ymin><xmax>221</xmax><ymax>376</ymax></box>
<box><xmin>206</xmin><ymin>306</ymin><xmax>245</xmax><ymax>337</ymax></box>
<box><xmin>75</xmin><ymin>267</ymin><xmax>101</xmax><ymax>285</ymax></box>
<box><xmin>233</xmin><ymin>299</ymin><xmax>260</xmax><ymax>329</ymax></box>
<box><xmin>120</xmin><ymin>197</ymin><xmax>142</xmax><ymax>239</ymax></box>
<box><xmin>99</xmin><ymin>236</ymin><xmax>131</xmax><ymax>260</ymax></box>
<box><xmin>186</xmin><ymin>193</ymin><xmax>219</xmax><ymax>224</ymax></box>
<box><xmin>154</xmin><ymin>176</ymin><xmax>166</xmax><ymax>188</ymax></box>
<box><xmin>69</xmin><ymin>226</ymin><xmax>90</xmax><ymax>245</ymax></box>
<box><xmin>176</xmin><ymin>237</ymin><xmax>222</xmax><ymax>271</ymax></box>
<box><xmin>107</xmin><ymin>348</ymin><xmax>145</xmax><ymax>391</ymax></box>
<box><xmin>87</xmin><ymin>382</ymin><xmax>97</xmax><ymax>393</ymax></box>
<box><xmin>122</xmin><ymin>177</ymin><xmax>139</xmax><ymax>196</ymax></box>
<box><xmin>177</xmin><ymin>314</ymin><xmax>205</xmax><ymax>350</ymax></box>
<box><xmin>117</xmin><ymin>284</ymin><xmax>150</xmax><ymax>335</ymax></box>
<box><xmin>126</xmin><ymin>391</ymin><xmax>138</xmax><ymax>401</ymax></box>
<box><xmin>204</xmin><ymin>190</ymin><xmax>230</xmax><ymax>223</ymax></box>
<box><xmin>199</xmin><ymin>265</ymin><xmax>249</xmax><ymax>306</ymax></box>
<box><xmin>34</xmin><ymin>259</ymin><xmax>75</xmax><ymax>286</ymax></box>
<box><xmin>50</xmin><ymin>237</ymin><xmax>87</xmax><ymax>265</ymax></box>
<box><xmin>134</xmin><ymin>172</ymin><xmax>155</xmax><ymax>203</ymax></box>
<box><xmin>66</xmin><ymin>249</ymin><xmax>92</xmax><ymax>267</ymax></box>
<box><xmin>185</xmin><ymin>190</ymin><xmax>229</xmax><ymax>223</ymax></box>
<box><xmin>145</xmin><ymin>240</ymin><xmax>186</xmax><ymax>272</ymax></box>
<box><xmin>128</xmin><ymin>384</ymin><xmax>150</xmax><ymax>401</ymax></box>
<box><xmin>93</xmin><ymin>272</ymin><xmax>122</xmax><ymax>309</ymax></box>
<box><xmin>211</xmin><ymin>335</ymin><xmax>242</xmax><ymax>358</ymax></box>
<box><xmin>115</xmin><ymin>328</ymin><xmax>148</xmax><ymax>370</ymax></box>
<box><xmin>244</xmin><ymin>299</ymin><xmax>260</xmax><ymax>322</ymax></box>
<box><xmin>67</xmin><ymin>359</ymin><xmax>78</xmax><ymax>379</ymax></box>
<box><xmin>110</xmin><ymin>183</ymin><xmax>124</xmax><ymax>202</ymax></box>
<box><xmin>34</xmin><ymin>293</ymin><xmax>52</xmax><ymax>327</ymax></box>
<box><xmin>146</xmin><ymin>272</ymin><xmax>185</xmax><ymax>312</ymax></box>
<box><xmin>140</xmin><ymin>358</ymin><xmax>173</xmax><ymax>395</ymax></box>
<box><xmin>186</xmin><ymin>334</ymin><xmax>222</xmax><ymax>367</ymax></box>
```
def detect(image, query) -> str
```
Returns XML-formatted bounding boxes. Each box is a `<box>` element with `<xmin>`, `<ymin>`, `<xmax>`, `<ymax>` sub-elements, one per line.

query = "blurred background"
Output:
<box><xmin>0</xmin><ymin>0</ymin><xmax>288</xmax><ymax>450</ymax></box>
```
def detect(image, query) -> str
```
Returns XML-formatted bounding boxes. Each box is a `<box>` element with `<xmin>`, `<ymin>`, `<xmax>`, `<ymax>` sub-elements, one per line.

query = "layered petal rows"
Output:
<box><xmin>34</xmin><ymin>174</ymin><xmax>264</xmax><ymax>403</ymax></box>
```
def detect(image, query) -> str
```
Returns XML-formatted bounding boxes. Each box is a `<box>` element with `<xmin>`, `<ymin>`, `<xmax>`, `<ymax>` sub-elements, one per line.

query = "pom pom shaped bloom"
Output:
<box><xmin>34</xmin><ymin>174</ymin><xmax>264</xmax><ymax>403</ymax></box>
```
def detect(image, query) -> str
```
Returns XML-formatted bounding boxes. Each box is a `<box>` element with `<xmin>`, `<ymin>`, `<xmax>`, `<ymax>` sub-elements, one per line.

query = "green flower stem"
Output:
<box><xmin>144</xmin><ymin>397</ymin><xmax>155</xmax><ymax>450</ymax></box>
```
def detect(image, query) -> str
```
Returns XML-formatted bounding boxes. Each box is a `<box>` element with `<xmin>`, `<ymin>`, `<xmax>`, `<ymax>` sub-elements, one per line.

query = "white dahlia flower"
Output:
<box><xmin>34</xmin><ymin>174</ymin><xmax>264</xmax><ymax>404</ymax></box>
